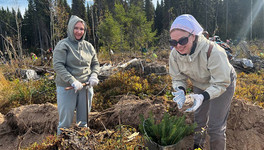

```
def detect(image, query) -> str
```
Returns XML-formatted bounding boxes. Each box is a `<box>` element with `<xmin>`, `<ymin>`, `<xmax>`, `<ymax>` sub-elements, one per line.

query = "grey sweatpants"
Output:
<box><xmin>56</xmin><ymin>86</ymin><xmax>94</xmax><ymax>135</ymax></box>
<box><xmin>193</xmin><ymin>72</ymin><xmax>236</xmax><ymax>150</ymax></box>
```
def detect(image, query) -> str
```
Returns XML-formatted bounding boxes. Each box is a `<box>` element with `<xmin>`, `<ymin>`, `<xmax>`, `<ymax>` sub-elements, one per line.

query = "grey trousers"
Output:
<box><xmin>56</xmin><ymin>86</ymin><xmax>93</xmax><ymax>135</ymax></box>
<box><xmin>193</xmin><ymin>72</ymin><xmax>236</xmax><ymax>150</ymax></box>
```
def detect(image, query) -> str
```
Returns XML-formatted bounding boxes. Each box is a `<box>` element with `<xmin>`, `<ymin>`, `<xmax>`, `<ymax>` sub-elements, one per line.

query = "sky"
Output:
<box><xmin>0</xmin><ymin>0</ymin><xmax>161</xmax><ymax>16</ymax></box>
<box><xmin>0</xmin><ymin>0</ymin><xmax>93</xmax><ymax>16</ymax></box>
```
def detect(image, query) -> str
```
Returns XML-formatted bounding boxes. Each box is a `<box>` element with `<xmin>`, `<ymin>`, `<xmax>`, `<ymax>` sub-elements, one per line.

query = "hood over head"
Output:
<box><xmin>67</xmin><ymin>15</ymin><xmax>87</xmax><ymax>42</ymax></box>
<box><xmin>170</xmin><ymin>14</ymin><xmax>203</xmax><ymax>35</ymax></box>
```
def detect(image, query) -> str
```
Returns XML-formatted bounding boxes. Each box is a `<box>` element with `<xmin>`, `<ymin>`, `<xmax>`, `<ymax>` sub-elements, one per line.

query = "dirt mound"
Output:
<box><xmin>6</xmin><ymin>102</ymin><xmax>58</xmax><ymax>134</ymax></box>
<box><xmin>227</xmin><ymin>99</ymin><xmax>264</xmax><ymax>150</ymax></box>
<box><xmin>0</xmin><ymin>96</ymin><xmax>263</xmax><ymax>149</ymax></box>
<box><xmin>90</xmin><ymin>96</ymin><xmax>264</xmax><ymax>149</ymax></box>
<box><xmin>0</xmin><ymin>103</ymin><xmax>58</xmax><ymax>150</ymax></box>
<box><xmin>89</xmin><ymin>95</ymin><xmax>167</xmax><ymax>130</ymax></box>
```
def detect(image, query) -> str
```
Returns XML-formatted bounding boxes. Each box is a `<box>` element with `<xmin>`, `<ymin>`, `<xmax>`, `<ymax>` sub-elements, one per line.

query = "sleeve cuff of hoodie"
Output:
<box><xmin>178</xmin><ymin>86</ymin><xmax>186</xmax><ymax>95</ymax></box>
<box><xmin>201</xmin><ymin>91</ymin><xmax>210</xmax><ymax>101</ymax></box>
<box><xmin>90</xmin><ymin>72</ymin><xmax>98</xmax><ymax>78</ymax></box>
<box><xmin>69</xmin><ymin>77</ymin><xmax>77</xmax><ymax>85</ymax></box>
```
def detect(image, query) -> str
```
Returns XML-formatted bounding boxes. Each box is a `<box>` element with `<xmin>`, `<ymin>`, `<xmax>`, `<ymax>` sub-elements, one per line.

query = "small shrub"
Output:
<box><xmin>31</xmin><ymin>74</ymin><xmax>56</xmax><ymax>104</ymax></box>
<box><xmin>0</xmin><ymin>71</ymin><xmax>56</xmax><ymax>114</ymax></box>
<box><xmin>139</xmin><ymin>112</ymin><xmax>196</xmax><ymax>146</ymax></box>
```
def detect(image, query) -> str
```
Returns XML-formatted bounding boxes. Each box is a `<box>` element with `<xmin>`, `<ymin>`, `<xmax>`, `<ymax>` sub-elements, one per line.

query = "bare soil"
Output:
<box><xmin>0</xmin><ymin>96</ymin><xmax>263</xmax><ymax>150</ymax></box>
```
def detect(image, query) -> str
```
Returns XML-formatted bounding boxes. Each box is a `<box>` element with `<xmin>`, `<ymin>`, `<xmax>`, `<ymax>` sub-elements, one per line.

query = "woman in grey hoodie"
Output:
<box><xmin>169</xmin><ymin>14</ymin><xmax>236</xmax><ymax>150</ymax></box>
<box><xmin>53</xmin><ymin>15</ymin><xmax>100</xmax><ymax>135</ymax></box>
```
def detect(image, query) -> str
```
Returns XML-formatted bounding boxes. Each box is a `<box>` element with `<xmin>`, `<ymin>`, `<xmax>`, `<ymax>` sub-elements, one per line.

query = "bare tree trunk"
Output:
<box><xmin>205</xmin><ymin>0</ymin><xmax>208</xmax><ymax>30</ymax></box>
<box><xmin>4</xmin><ymin>41</ymin><xmax>12</xmax><ymax>66</ymax></box>
<box><xmin>213</xmin><ymin>1</ymin><xmax>219</xmax><ymax>36</ymax></box>
<box><xmin>1</xmin><ymin>35</ymin><xmax>19</xmax><ymax>66</ymax></box>
<box><xmin>91</xmin><ymin>6</ymin><xmax>96</xmax><ymax>52</ymax></box>
<box><xmin>38</xmin><ymin>22</ymin><xmax>44</xmax><ymax>65</ymax></box>
<box><xmin>250</xmin><ymin>0</ymin><xmax>253</xmax><ymax>40</ymax></box>
<box><xmin>49</xmin><ymin>0</ymin><xmax>55</xmax><ymax>50</ymax></box>
<box><xmin>15</xmin><ymin>13</ymin><xmax>23</xmax><ymax>60</ymax></box>
<box><xmin>226</xmin><ymin>0</ymin><xmax>229</xmax><ymax>38</ymax></box>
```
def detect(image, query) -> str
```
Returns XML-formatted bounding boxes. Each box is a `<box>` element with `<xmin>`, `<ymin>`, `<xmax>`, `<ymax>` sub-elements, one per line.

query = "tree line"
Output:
<box><xmin>0</xmin><ymin>0</ymin><xmax>263</xmax><ymax>61</ymax></box>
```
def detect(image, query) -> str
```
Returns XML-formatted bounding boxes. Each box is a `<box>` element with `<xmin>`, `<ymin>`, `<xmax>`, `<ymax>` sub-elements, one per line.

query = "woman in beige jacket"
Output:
<box><xmin>169</xmin><ymin>14</ymin><xmax>236</xmax><ymax>150</ymax></box>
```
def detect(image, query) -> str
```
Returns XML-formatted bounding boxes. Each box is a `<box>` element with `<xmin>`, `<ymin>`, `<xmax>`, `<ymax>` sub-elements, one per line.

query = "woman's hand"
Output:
<box><xmin>172</xmin><ymin>88</ymin><xmax>186</xmax><ymax>109</ymax></box>
<box><xmin>71</xmin><ymin>80</ymin><xmax>83</xmax><ymax>93</ymax></box>
<box><xmin>185</xmin><ymin>94</ymin><xmax>204</xmax><ymax>112</ymax></box>
<box><xmin>88</xmin><ymin>73</ymin><xmax>99</xmax><ymax>88</ymax></box>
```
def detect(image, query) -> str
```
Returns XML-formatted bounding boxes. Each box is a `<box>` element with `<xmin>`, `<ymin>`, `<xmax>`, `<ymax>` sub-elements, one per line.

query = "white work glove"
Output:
<box><xmin>185</xmin><ymin>94</ymin><xmax>204</xmax><ymax>112</ymax></box>
<box><xmin>88</xmin><ymin>73</ymin><xmax>99</xmax><ymax>88</ymax></box>
<box><xmin>171</xmin><ymin>88</ymin><xmax>186</xmax><ymax>109</ymax></box>
<box><xmin>71</xmin><ymin>80</ymin><xmax>83</xmax><ymax>93</ymax></box>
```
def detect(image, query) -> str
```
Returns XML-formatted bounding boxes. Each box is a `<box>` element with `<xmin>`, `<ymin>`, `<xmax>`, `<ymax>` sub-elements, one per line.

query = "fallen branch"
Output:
<box><xmin>17</xmin><ymin>127</ymin><xmax>33</xmax><ymax>150</ymax></box>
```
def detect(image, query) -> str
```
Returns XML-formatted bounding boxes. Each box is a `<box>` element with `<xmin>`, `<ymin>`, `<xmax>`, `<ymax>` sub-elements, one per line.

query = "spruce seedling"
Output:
<box><xmin>139</xmin><ymin>112</ymin><xmax>196</xmax><ymax>146</ymax></box>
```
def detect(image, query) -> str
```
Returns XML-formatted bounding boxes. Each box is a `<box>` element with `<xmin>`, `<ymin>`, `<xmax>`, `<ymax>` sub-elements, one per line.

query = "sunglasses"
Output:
<box><xmin>169</xmin><ymin>32</ymin><xmax>193</xmax><ymax>47</ymax></box>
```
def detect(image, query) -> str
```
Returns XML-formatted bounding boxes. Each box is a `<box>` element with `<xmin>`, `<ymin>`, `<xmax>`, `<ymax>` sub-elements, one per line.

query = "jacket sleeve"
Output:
<box><xmin>169</xmin><ymin>49</ymin><xmax>188</xmax><ymax>91</ymax></box>
<box><xmin>206</xmin><ymin>44</ymin><xmax>232</xmax><ymax>99</ymax></box>
<box><xmin>53</xmin><ymin>41</ymin><xmax>76</xmax><ymax>85</ymax></box>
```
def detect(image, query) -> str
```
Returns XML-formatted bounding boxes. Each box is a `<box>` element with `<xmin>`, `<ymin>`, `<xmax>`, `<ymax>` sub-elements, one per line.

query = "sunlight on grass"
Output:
<box><xmin>0</xmin><ymin>68</ymin><xmax>15</xmax><ymax>106</ymax></box>
<box><xmin>234</xmin><ymin>71</ymin><xmax>264</xmax><ymax>107</ymax></box>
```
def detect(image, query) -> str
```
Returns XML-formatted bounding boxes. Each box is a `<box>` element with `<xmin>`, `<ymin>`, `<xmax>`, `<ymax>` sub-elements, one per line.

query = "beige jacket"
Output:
<box><xmin>169</xmin><ymin>35</ymin><xmax>234</xmax><ymax>100</ymax></box>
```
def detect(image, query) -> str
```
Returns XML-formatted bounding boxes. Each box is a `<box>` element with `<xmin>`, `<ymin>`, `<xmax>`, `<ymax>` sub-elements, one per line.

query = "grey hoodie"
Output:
<box><xmin>53</xmin><ymin>15</ymin><xmax>100</xmax><ymax>87</ymax></box>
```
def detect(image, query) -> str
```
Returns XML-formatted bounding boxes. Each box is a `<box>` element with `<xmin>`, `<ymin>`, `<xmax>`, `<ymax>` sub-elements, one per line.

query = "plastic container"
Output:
<box><xmin>144</xmin><ymin>138</ymin><xmax>184</xmax><ymax>150</ymax></box>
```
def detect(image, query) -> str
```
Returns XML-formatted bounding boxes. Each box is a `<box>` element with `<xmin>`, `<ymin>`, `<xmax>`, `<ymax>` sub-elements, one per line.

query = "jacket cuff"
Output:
<box><xmin>178</xmin><ymin>86</ymin><xmax>186</xmax><ymax>95</ymax></box>
<box><xmin>69</xmin><ymin>77</ymin><xmax>77</xmax><ymax>85</ymax></box>
<box><xmin>201</xmin><ymin>91</ymin><xmax>210</xmax><ymax>101</ymax></box>
<box><xmin>90</xmin><ymin>73</ymin><xmax>98</xmax><ymax>78</ymax></box>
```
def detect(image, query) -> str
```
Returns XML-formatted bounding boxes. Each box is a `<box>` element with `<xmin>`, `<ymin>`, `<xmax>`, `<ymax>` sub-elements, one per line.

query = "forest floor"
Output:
<box><xmin>0</xmin><ymin>41</ymin><xmax>264</xmax><ymax>149</ymax></box>
<box><xmin>0</xmin><ymin>95</ymin><xmax>263</xmax><ymax>150</ymax></box>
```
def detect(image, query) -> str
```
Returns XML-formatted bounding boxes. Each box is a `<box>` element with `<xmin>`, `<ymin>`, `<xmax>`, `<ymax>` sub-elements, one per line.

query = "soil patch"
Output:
<box><xmin>0</xmin><ymin>103</ymin><xmax>58</xmax><ymax>150</ymax></box>
<box><xmin>0</xmin><ymin>96</ymin><xmax>263</xmax><ymax>149</ymax></box>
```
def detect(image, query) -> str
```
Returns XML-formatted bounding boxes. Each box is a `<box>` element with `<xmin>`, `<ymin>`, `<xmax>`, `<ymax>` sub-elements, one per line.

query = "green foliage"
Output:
<box><xmin>52</xmin><ymin>0</ymin><xmax>70</xmax><ymax>42</ymax></box>
<box><xmin>145</xmin><ymin>0</ymin><xmax>155</xmax><ymax>22</ymax></box>
<box><xmin>2</xmin><ymin>0</ymin><xmax>264</xmax><ymax>53</ymax></box>
<box><xmin>24</xmin><ymin>135</ymin><xmax>58</xmax><ymax>150</ymax></box>
<box><xmin>31</xmin><ymin>74</ymin><xmax>56</xmax><ymax>104</ymax></box>
<box><xmin>139</xmin><ymin>112</ymin><xmax>196</xmax><ymax>146</ymax></box>
<box><xmin>126</xmin><ymin>4</ymin><xmax>156</xmax><ymax>51</ymax></box>
<box><xmin>0</xmin><ymin>71</ymin><xmax>56</xmax><ymax>114</ymax></box>
<box><xmin>93</xmin><ymin>69</ymin><xmax>171</xmax><ymax>111</ymax></box>
<box><xmin>71</xmin><ymin>0</ymin><xmax>87</xmax><ymax>21</ymax></box>
<box><xmin>9</xmin><ymin>79</ymin><xmax>37</xmax><ymax>105</ymax></box>
<box><xmin>93</xmin><ymin>69</ymin><xmax>150</xmax><ymax>110</ymax></box>
<box><xmin>97</xmin><ymin>3</ymin><xmax>156</xmax><ymax>54</ymax></box>
<box><xmin>10</xmin><ymin>74</ymin><xmax>56</xmax><ymax>105</ymax></box>
<box><xmin>97</xmin><ymin>10</ymin><xmax>122</xmax><ymax>55</ymax></box>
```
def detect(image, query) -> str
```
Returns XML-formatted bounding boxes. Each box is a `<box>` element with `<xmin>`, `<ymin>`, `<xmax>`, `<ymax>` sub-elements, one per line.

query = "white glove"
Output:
<box><xmin>172</xmin><ymin>88</ymin><xmax>186</xmax><ymax>109</ymax></box>
<box><xmin>185</xmin><ymin>94</ymin><xmax>204</xmax><ymax>112</ymax></box>
<box><xmin>88</xmin><ymin>73</ymin><xmax>99</xmax><ymax>88</ymax></box>
<box><xmin>71</xmin><ymin>80</ymin><xmax>83</xmax><ymax>93</ymax></box>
